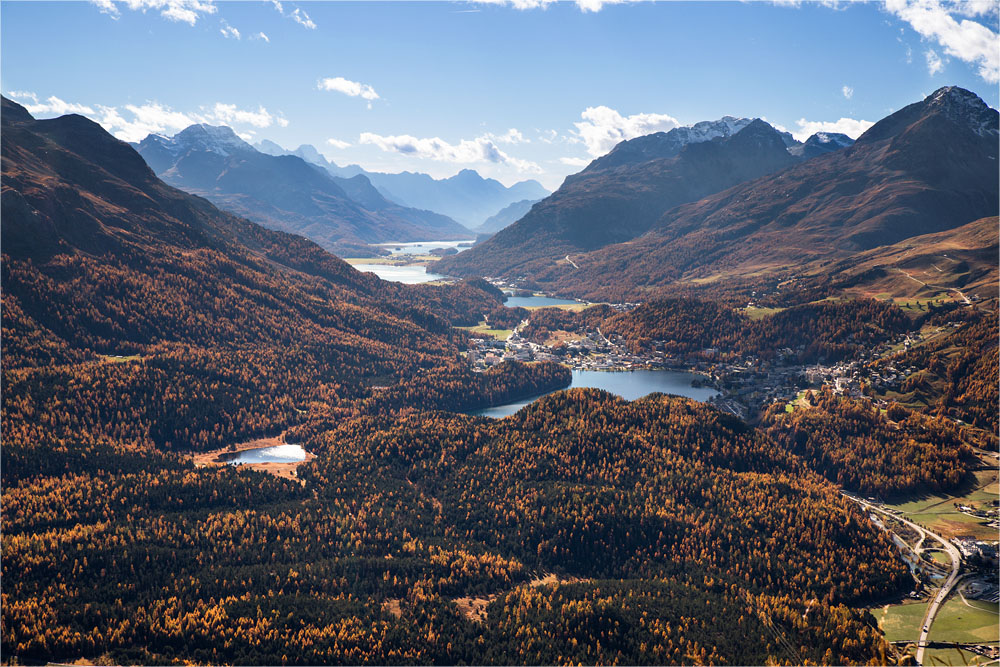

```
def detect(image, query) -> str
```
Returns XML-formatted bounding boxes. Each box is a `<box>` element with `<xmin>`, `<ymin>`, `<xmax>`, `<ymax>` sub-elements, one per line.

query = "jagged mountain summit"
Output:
<box><xmin>788</xmin><ymin>132</ymin><xmax>854</xmax><ymax>159</ymax></box>
<box><xmin>136</xmin><ymin>125</ymin><xmax>471</xmax><ymax>255</ymax></box>
<box><xmin>588</xmin><ymin>116</ymin><xmax>798</xmax><ymax>171</ymax></box>
<box><xmin>522</xmin><ymin>86</ymin><xmax>999</xmax><ymax>300</ymax></box>
<box><xmin>437</xmin><ymin>117</ymin><xmax>804</xmax><ymax>278</ymax></box>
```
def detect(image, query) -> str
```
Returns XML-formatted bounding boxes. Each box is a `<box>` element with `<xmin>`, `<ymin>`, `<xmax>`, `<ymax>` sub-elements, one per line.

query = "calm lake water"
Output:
<box><xmin>221</xmin><ymin>444</ymin><xmax>307</xmax><ymax>465</ymax></box>
<box><xmin>504</xmin><ymin>294</ymin><xmax>580</xmax><ymax>308</ymax></box>
<box><xmin>353</xmin><ymin>264</ymin><xmax>447</xmax><ymax>284</ymax></box>
<box><xmin>377</xmin><ymin>240</ymin><xmax>476</xmax><ymax>255</ymax></box>
<box><xmin>470</xmin><ymin>369</ymin><xmax>719</xmax><ymax>418</ymax></box>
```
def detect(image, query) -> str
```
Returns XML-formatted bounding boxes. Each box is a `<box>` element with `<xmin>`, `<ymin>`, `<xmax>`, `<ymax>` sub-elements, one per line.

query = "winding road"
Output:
<box><xmin>844</xmin><ymin>494</ymin><xmax>962</xmax><ymax>666</ymax></box>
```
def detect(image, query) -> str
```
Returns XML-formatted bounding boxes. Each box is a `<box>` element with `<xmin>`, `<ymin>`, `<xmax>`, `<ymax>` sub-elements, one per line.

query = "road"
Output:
<box><xmin>893</xmin><ymin>268</ymin><xmax>972</xmax><ymax>305</ymax></box>
<box><xmin>565</xmin><ymin>255</ymin><xmax>579</xmax><ymax>269</ymax></box>
<box><xmin>844</xmin><ymin>494</ymin><xmax>962</xmax><ymax>666</ymax></box>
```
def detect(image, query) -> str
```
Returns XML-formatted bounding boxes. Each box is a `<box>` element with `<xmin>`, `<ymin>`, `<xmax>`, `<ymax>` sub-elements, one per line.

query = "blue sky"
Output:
<box><xmin>3</xmin><ymin>0</ymin><xmax>997</xmax><ymax>189</ymax></box>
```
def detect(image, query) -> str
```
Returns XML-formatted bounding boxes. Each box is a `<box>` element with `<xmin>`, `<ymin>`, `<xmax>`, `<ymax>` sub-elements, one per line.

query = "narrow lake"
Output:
<box><xmin>219</xmin><ymin>444</ymin><xmax>308</xmax><ymax>465</ymax></box>
<box><xmin>470</xmin><ymin>369</ymin><xmax>719</xmax><ymax>418</ymax></box>
<box><xmin>504</xmin><ymin>294</ymin><xmax>580</xmax><ymax>308</ymax></box>
<box><xmin>377</xmin><ymin>240</ymin><xmax>476</xmax><ymax>255</ymax></box>
<box><xmin>354</xmin><ymin>263</ymin><xmax>447</xmax><ymax>284</ymax></box>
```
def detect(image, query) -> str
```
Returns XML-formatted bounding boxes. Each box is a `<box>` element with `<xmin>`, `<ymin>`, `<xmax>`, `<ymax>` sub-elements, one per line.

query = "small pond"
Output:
<box><xmin>220</xmin><ymin>444</ymin><xmax>308</xmax><ymax>465</ymax></box>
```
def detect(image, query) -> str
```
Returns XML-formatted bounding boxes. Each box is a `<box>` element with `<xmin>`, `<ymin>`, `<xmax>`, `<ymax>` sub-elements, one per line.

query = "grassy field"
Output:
<box><xmin>518</xmin><ymin>302</ymin><xmax>594</xmax><ymax>312</ymax></box>
<box><xmin>100</xmin><ymin>354</ymin><xmax>142</xmax><ymax>363</ymax></box>
<box><xmin>921</xmin><ymin>647</ymin><xmax>996</xmax><ymax>666</ymax></box>
<box><xmin>742</xmin><ymin>306</ymin><xmax>785</xmax><ymax>320</ymax></box>
<box><xmin>928</xmin><ymin>595</ymin><xmax>999</xmax><ymax>643</ymax></box>
<box><xmin>885</xmin><ymin>468</ymin><xmax>999</xmax><ymax>540</ymax></box>
<box><xmin>458</xmin><ymin>323</ymin><xmax>513</xmax><ymax>340</ymax></box>
<box><xmin>927</xmin><ymin>550</ymin><xmax>952</xmax><ymax>565</ymax></box>
<box><xmin>877</xmin><ymin>600</ymin><xmax>927</xmax><ymax>642</ymax></box>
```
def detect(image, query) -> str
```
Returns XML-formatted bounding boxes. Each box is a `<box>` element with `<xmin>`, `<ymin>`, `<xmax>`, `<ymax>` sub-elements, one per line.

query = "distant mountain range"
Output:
<box><xmin>255</xmin><ymin>140</ymin><xmax>550</xmax><ymax>229</ymax></box>
<box><xmin>438</xmin><ymin>87</ymin><xmax>998</xmax><ymax>302</ymax></box>
<box><xmin>135</xmin><ymin>125</ymin><xmax>471</xmax><ymax>256</ymax></box>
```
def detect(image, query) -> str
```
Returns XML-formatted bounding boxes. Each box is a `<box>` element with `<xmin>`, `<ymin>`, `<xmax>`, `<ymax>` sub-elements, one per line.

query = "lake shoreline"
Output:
<box><xmin>190</xmin><ymin>431</ymin><xmax>315</xmax><ymax>483</ymax></box>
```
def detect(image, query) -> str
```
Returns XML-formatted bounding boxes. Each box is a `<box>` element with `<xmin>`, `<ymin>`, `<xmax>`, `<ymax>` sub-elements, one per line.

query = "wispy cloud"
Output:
<box><xmin>842</xmin><ymin>85</ymin><xmax>854</xmax><ymax>99</ymax></box>
<box><xmin>89</xmin><ymin>0</ymin><xmax>217</xmax><ymax>26</ymax></box>
<box><xmin>359</xmin><ymin>131</ymin><xmax>542</xmax><ymax>173</ymax></box>
<box><xmin>885</xmin><ymin>0</ymin><xmax>999</xmax><ymax>83</ymax></box>
<box><xmin>271</xmin><ymin>1</ymin><xmax>317</xmax><ymax>29</ymax></box>
<box><xmin>793</xmin><ymin>117</ymin><xmax>875</xmax><ymax>141</ymax></box>
<box><xmin>290</xmin><ymin>8</ymin><xmax>316</xmax><ymax>29</ymax></box>
<box><xmin>252</xmin><ymin>31</ymin><xmax>270</xmax><ymax>42</ymax></box>
<box><xmin>14</xmin><ymin>95</ymin><xmax>95</xmax><ymax>116</ymax></box>
<box><xmin>326</xmin><ymin>138</ymin><xmax>352</xmax><ymax>149</ymax></box>
<box><xmin>220</xmin><ymin>20</ymin><xmax>240</xmax><ymax>39</ymax></box>
<box><xmin>475</xmin><ymin>0</ymin><xmax>628</xmax><ymax>11</ymax></box>
<box><xmin>6</xmin><ymin>90</ymin><xmax>38</xmax><ymax>103</ymax></box>
<box><xmin>318</xmin><ymin>77</ymin><xmax>380</xmax><ymax>108</ymax></box>
<box><xmin>559</xmin><ymin>156</ymin><xmax>590</xmax><ymax>167</ymax></box>
<box><xmin>924</xmin><ymin>48</ymin><xmax>945</xmax><ymax>74</ymax></box>
<box><xmin>485</xmin><ymin>128</ymin><xmax>529</xmax><ymax>144</ymax></box>
<box><xmin>573</xmin><ymin>105</ymin><xmax>680</xmax><ymax>157</ymax></box>
<box><xmin>210</xmin><ymin>103</ymin><xmax>282</xmax><ymax>128</ymax></box>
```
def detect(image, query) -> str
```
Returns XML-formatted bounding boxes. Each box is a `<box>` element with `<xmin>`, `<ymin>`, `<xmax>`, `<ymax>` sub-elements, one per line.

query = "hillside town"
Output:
<box><xmin>463</xmin><ymin>305</ymin><xmax>976</xmax><ymax>426</ymax></box>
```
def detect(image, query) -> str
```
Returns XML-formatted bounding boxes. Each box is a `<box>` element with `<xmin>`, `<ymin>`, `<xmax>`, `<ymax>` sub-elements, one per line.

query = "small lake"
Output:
<box><xmin>354</xmin><ymin>264</ymin><xmax>447</xmax><ymax>284</ymax></box>
<box><xmin>377</xmin><ymin>240</ymin><xmax>476</xmax><ymax>256</ymax></box>
<box><xmin>470</xmin><ymin>369</ymin><xmax>719</xmax><ymax>418</ymax></box>
<box><xmin>220</xmin><ymin>444</ymin><xmax>308</xmax><ymax>465</ymax></box>
<box><xmin>504</xmin><ymin>294</ymin><xmax>580</xmax><ymax>308</ymax></box>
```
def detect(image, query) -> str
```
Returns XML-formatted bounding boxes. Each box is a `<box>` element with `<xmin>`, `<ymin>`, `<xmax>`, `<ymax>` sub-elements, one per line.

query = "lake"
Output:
<box><xmin>353</xmin><ymin>263</ymin><xmax>447</xmax><ymax>284</ymax></box>
<box><xmin>377</xmin><ymin>239</ymin><xmax>476</xmax><ymax>256</ymax></box>
<box><xmin>470</xmin><ymin>369</ymin><xmax>719</xmax><ymax>418</ymax></box>
<box><xmin>504</xmin><ymin>294</ymin><xmax>580</xmax><ymax>308</ymax></box>
<box><xmin>220</xmin><ymin>443</ymin><xmax>308</xmax><ymax>465</ymax></box>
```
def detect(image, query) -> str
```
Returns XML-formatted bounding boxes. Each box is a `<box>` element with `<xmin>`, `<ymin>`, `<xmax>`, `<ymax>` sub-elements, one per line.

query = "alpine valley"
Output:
<box><xmin>2</xmin><ymin>10</ymin><xmax>998</xmax><ymax>663</ymax></box>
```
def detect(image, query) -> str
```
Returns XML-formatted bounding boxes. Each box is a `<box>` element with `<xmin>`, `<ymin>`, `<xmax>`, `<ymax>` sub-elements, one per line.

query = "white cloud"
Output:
<box><xmin>573</xmin><ymin>105</ymin><xmax>680</xmax><ymax>157</ymax></box>
<box><xmin>19</xmin><ymin>96</ymin><xmax>289</xmax><ymax>143</ymax></box>
<box><xmin>885</xmin><ymin>0</ymin><xmax>999</xmax><ymax>83</ymax></box>
<box><xmin>359</xmin><ymin>131</ymin><xmax>542</xmax><ymax>173</ymax></box>
<box><xmin>93</xmin><ymin>0</ymin><xmax>218</xmax><ymax>25</ymax></box>
<box><xmin>236</xmin><ymin>130</ymin><xmax>256</xmax><ymax>142</ymax></box>
<box><xmin>20</xmin><ymin>96</ymin><xmax>96</xmax><ymax>116</ymax></box>
<box><xmin>793</xmin><ymin>117</ymin><xmax>875</xmax><ymax>141</ymax></box>
<box><xmin>326</xmin><ymin>137</ymin><xmax>352</xmax><ymax>149</ymax></box>
<box><xmin>6</xmin><ymin>90</ymin><xmax>38</xmax><ymax>102</ymax></box>
<box><xmin>925</xmin><ymin>48</ymin><xmax>945</xmax><ymax>74</ymax></box>
<box><xmin>290</xmin><ymin>7</ymin><xmax>316</xmax><ymax>29</ymax></box>
<box><xmin>270</xmin><ymin>1</ymin><xmax>317</xmax><ymax>29</ymax></box>
<box><xmin>486</xmin><ymin>128</ymin><xmax>528</xmax><ymax>144</ymax></box>
<box><xmin>537</xmin><ymin>129</ymin><xmax>560</xmax><ymax>144</ymax></box>
<box><xmin>318</xmin><ymin>77</ymin><xmax>380</xmax><ymax>109</ymax></box>
<box><xmin>842</xmin><ymin>85</ymin><xmax>854</xmax><ymax>99</ymax></box>
<box><xmin>220</xmin><ymin>21</ymin><xmax>240</xmax><ymax>39</ymax></box>
<box><xmin>476</xmin><ymin>0</ymin><xmax>628</xmax><ymax>10</ymax></box>
<box><xmin>253</xmin><ymin>31</ymin><xmax>270</xmax><ymax>42</ymax></box>
<box><xmin>90</xmin><ymin>0</ymin><xmax>120</xmax><ymax>18</ymax></box>
<box><xmin>210</xmin><ymin>103</ymin><xmax>279</xmax><ymax>128</ymax></box>
<box><xmin>559</xmin><ymin>156</ymin><xmax>591</xmax><ymax>167</ymax></box>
